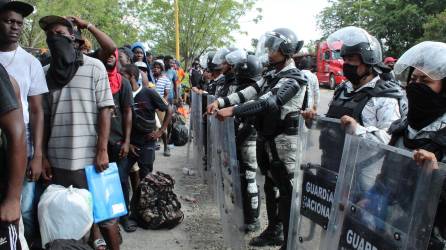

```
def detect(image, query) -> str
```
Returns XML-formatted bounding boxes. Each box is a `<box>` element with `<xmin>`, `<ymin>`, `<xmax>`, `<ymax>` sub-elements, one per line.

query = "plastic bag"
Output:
<box><xmin>85</xmin><ymin>163</ymin><xmax>128</xmax><ymax>223</ymax></box>
<box><xmin>38</xmin><ymin>184</ymin><xmax>93</xmax><ymax>248</ymax></box>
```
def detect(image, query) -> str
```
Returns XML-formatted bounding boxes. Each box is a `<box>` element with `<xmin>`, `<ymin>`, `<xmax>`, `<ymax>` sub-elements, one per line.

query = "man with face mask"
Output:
<box><xmin>39</xmin><ymin>16</ymin><xmax>119</xmax><ymax>250</ymax></box>
<box><xmin>215</xmin><ymin>28</ymin><xmax>307</xmax><ymax>249</ymax></box>
<box><xmin>303</xmin><ymin>26</ymin><xmax>405</xmax><ymax>144</ymax></box>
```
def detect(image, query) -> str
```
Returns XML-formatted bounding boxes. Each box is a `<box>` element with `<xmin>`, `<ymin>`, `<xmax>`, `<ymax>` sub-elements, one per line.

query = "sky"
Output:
<box><xmin>233</xmin><ymin>0</ymin><xmax>330</xmax><ymax>51</ymax></box>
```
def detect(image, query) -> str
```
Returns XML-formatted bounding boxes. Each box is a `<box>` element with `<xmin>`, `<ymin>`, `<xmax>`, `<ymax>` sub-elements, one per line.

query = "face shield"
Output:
<box><xmin>327</xmin><ymin>26</ymin><xmax>382</xmax><ymax>65</ymax></box>
<box><xmin>394</xmin><ymin>41</ymin><xmax>446</xmax><ymax>81</ymax></box>
<box><xmin>199</xmin><ymin>52</ymin><xmax>209</xmax><ymax>69</ymax></box>
<box><xmin>255</xmin><ymin>32</ymin><xmax>289</xmax><ymax>65</ymax></box>
<box><xmin>212</xmin><ymin>48</ymin><xmax>230</xmax><ymax>65</ymax></box>
<box><xmin>327</xmin><ymin>26</ymin><xmax>374</xmax><ymax>49</ymax></box>
<box><xmin>225</xmin><ymin>49</ymin><xmax>247</xmax><ymax>66</ymax></box>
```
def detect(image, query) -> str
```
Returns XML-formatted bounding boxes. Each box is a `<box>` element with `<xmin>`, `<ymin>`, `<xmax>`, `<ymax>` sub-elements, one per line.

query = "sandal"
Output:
<box><xmin>92</xmin><ymin>239</ymin><xmax>107</xmax><ymax>250</ymax></box>
<box><xmin>120</xmin><ymin>217</ymin><xmax>138</xmax><ymax>233</ymax></box>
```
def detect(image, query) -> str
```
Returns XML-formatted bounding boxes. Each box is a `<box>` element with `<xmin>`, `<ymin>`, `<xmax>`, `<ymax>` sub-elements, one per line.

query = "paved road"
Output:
<box><xmin>121</xmin><ymin>88</ymin><xmax>335</xmax><ymax>250</ymax></box>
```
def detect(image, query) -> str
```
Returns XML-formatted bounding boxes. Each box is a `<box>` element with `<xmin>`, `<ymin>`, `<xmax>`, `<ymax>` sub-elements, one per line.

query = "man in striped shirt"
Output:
<box><xmin>152</xmin><ymin>60</ymin><xmax>172</xmax><ymax>156</ymax></box>
<box><xmin>39</xmin><ymin>16</ymin><xmax>119</xmax><ymax>250</ymax></box>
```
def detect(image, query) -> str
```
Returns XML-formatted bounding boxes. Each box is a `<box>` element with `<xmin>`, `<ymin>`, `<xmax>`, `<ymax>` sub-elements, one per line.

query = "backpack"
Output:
<box><xmin>131</xmin><ymin>171</ymin><xmax>184</xmax><ymax>229</ymax></box>
<box><xmin>170</xmin><ymin>113</ymin><xmax>188</xmax><ymax>146</ymax></box>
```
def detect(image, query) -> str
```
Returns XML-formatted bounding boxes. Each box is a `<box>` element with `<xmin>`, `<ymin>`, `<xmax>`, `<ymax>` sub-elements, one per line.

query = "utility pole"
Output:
<box><xmin>175</xmin><ymin>0</ymin><xmax>180</xmax><ymax>60</ymax></box>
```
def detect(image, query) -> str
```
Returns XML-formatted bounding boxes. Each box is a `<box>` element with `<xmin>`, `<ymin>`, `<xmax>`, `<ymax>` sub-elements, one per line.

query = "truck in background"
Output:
<box><xmin>315</xmin><ymin>41</ymin><xmax>346</xmax><ymax>89</ymax></box>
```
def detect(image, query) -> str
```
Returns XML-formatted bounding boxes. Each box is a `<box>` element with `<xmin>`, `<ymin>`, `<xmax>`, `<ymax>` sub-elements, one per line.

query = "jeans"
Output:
<box><xmin>20</xmin><ymin>125</ymin><xmax>42</xmax><ymax>243</ymax></box>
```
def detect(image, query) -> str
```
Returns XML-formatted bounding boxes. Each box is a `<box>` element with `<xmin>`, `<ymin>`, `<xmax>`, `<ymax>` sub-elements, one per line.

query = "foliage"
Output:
<box><xmin>317</xmin><ymin>0</ymin><xmax>446</xmax><ymax>57</ymax></box>
<box><xmin>135</xmin><ymin>0</ymin><xmax>259</xmax><ymax>68</ymax></box>
<box><xmin>421</xmin><ymin>10</ymin><xmax>446</xmax><ymax>43</ymax></box>
<box><xmin>20</xmin><ymin>0</ymin><xmax>145</xmax><ymax>48</ymax></box>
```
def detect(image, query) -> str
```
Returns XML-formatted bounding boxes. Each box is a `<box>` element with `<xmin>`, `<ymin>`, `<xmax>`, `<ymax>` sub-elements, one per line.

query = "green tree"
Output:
<box><xmin>317</xmin><ymin>0</ymin><xmax>446</xmax><ymax>57</ymax></box>
<box><xmin>20</xmin><ymin>0</ymin><xmax>145</xmax><ymax>48</ymax></box>
<box><xmin>421</xmin><ymin>10</ymin><xmax>446</xmax><ymax>42</ymax></box>
<box><xmin>136</xmin><ymin>0</ymin><xmax>259</xmax><ymax>67</ymax></box>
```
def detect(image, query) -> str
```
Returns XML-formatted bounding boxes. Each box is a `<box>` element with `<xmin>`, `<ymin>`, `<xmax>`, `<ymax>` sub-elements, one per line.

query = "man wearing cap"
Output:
<box><xmin>0</xmin><ymin>0</ymin><xmax>48</xmax><ymax>247</ymax></box>
<box><xmin>38</xmin><ymin>15</ymin><xmax>119</xmax><ymax>250</ymax></box>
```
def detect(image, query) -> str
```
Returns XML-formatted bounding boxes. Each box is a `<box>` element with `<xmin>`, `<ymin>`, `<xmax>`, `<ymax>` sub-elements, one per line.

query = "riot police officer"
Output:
<box><xmin>215</xmin><ymin>28</ymin><xmax>307</xmax><ymax>249</ymax></box>
<box><xmin>212</xmin><ymin>47</ymin><xmax>237</xmax><ymax>97</ymax></box>
<box><xmin>303</xmin><ymin>26</ymin><xmax>406</xmax><ymax>146</ymax></box>
<box><xmin>390</xmin><ymin>41</ymin><xmax>446</xmax><ymax>249</ymax></box>
<box><xmin>202</xmin><ymin>51</ymin><xmax>224</xmax><ymax>96</ymax></box>
<box><xmin>221</xmin><ymin>50</ymin><xmax>264</xmax><ymax>232</ymax></box>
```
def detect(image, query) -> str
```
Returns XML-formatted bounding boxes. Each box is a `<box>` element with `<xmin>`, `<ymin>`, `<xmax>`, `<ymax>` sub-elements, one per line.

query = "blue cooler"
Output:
<box><xmin>85</xmin><ymin>163</ymin><xmax>128</xmax><ymax>223</ymax></box>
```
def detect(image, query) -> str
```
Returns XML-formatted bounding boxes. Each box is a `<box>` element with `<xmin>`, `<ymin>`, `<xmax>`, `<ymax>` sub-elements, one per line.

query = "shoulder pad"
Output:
<box><xmin>388</xmin><ymin>118</ymin><xmax>408</xmax><ymax>135</ymax></box>
<box><xmin>278</xmin><ymin>68</ymin><xmax>308</xmax><ymax>85</ymax></box>
<box><xmin>333</xmin><ymin>82</ymin><xmax>348</xmax><ymax>96</ymax></box>
<box><xmin>432</xmin><ymin>127</ymin><xmax>446</xmax><ymax>148</ymax></box>
<box><xmin>363</xmin><ymin>79</ymin><xmax>404</xmax><ymax>99</ymax></box>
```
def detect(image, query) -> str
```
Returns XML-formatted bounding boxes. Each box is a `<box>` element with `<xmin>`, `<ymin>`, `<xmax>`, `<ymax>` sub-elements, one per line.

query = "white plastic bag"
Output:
<box><xmin>38</xmin><ymin>185</ymin><xmax>93</xmax><ymax>248</ymax></box>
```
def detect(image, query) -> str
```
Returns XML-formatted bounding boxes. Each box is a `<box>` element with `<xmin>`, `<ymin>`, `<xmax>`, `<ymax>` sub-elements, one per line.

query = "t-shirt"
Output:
<box><xmin>109</xmin><ymin>79</ymin><xmax>134</xmax><ymax>144</ymax></box>
<box><xmin>131</xmin><ymin>87</ymin><xmax>168</xmax><ymax>145</ymax></box>
<box><xmin>154</xmin><ymin>74</ymin><xmax>171</xmax><ymax>99</ymax></box>
<box><xmin>45</xmin><ymin>55</ymin><xmax>114</xmax><ymax>171</ymax></box>
<box><xmin>190</xmin><ymin>68</ymin><xmax>202</xmax><ymax>88</ymax></box>
<box><xmin>166</xmin><ymin>69</ymin><xmax>178</xmax><ymax>99</ymax></box>
<box><xmin>0</xmin><ymin>64</ymin><xmax>20</xmax><ymax>194</ymax></box>
<box><xmin>0</xmin><ymin>46</ymin><xmax>48</xmax><ymax>124</ymax></box>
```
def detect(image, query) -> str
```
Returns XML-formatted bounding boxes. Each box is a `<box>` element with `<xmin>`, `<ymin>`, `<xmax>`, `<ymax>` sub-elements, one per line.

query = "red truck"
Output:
<box><xmin>315</xmin><ymin>41</ymin><xmax>346</xmax><ymax>89</ymax></box>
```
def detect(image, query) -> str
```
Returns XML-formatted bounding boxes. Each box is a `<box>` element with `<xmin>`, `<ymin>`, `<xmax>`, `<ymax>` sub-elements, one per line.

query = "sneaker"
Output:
<box><xmin>249</xmin><ymin>224</ymin><xmax>284</xmax><ymax>247</ymax></box>
<box><xmin>155</xmin><ymin>144</ymin><xmax>161</xmax><ymax>150</ymax></box>
<box><xmin>164</xmin><ymin>147</ymin><xmax>171</xmax><ymax>157</ymax></box>
<box><xmin>245</xmin><ymin>220</ymin><xmax>261</xmax><ymax>233</ymax></box>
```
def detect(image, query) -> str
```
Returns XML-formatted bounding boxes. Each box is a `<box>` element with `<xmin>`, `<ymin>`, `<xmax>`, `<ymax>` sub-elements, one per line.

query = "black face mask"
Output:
<box><xmin>406</xmin><ymin>82</ymin><xmax>446</xmax><ymax>130</ymax></box>
<box><xmin>46</xmin><ymin>34</ymin><xmax>84</xmax><ymax>90</ymax></box>
<box><xmin>343</xmin><ymin>63</ymin><xmax>368</xmax><ymax>86</ymax></box>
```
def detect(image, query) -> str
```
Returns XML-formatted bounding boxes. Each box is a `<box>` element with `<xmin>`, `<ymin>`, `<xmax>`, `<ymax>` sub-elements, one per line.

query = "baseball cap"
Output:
<box><xmin>0</xmin><ymin>0</ymin><xmax>34</xmax><ymax>17</ymax></box>
<box><xmin>39</xmin><ymin>15</ymin><xmax>74</xmax><ymax>32</ymax></box>
<box><xmin>384</xmin><ymin>57</ymin><xmax>397</xmax><ymax>64</ymax></box>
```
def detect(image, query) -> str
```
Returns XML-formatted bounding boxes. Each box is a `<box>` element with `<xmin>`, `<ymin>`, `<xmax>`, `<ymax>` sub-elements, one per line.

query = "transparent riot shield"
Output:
<box><xmin>288</xmin><ymin>116</ymin><xmax>346</xmax><ymax>250</ymax></box>
<box><xmin>210</xmin><ymin>115</ymin><xmax>245</xmax><ymax>249</ymax></box>
<box><xmin>325</xmin><ymin>134</ymin><xmax>446</xmax><ymax>250</ymax></box>
<box><xmin>189</xmin><ymin>91</ymin><xmax>204</xmax><ymax>177</ymax></box>
<box><xmin>206</xmin><ymin>95</ymin><xmax>217</xmax><ymax>198</ymax></box>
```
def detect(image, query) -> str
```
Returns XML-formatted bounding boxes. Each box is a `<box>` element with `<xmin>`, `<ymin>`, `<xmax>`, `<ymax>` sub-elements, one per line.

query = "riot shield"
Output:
<box><xmin>210</xmin><ymin>115</ymin><xmax>245</xmax><ymax>249</ymax></box>
<box><xmin>288</xmin><ymin>116</ymin><xmax>346</xmax><ymax>250</ymax></box>
<box><xmin>189</xmin><ymin>91</ymin><xmax>204</xmax><ymax>178</ymax></box>
<box><xmin>206</xmin><ymin>95</ymin><xmax>217</xmax><ymax>198</ymax></box>
<box><xmin>325</xmin><ymin>135</ymin><xmax>446</xmax><ymax>250</ymax></box>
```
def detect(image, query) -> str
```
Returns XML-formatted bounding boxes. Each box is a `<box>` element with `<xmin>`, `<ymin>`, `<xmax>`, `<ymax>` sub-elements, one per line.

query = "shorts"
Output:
<box><xmin>0</xmin><ymin>222</ymin><xmax>20</xmax><ymax>250</ymax></box>
<box><xmin>51</xmin><ymin>168</ymin><xmax>117</xmax><ymax>227</ymax></box>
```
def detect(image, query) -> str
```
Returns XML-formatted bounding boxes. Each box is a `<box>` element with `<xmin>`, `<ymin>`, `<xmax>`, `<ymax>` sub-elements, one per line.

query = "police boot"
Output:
<box><xmin>249</xmin><ymin>223</ymin><xmax>284</xmax><ymax>246</ymax></box>
<box><xmin>245</xmin><ymin>218</ymin><xmax>260</xmax><ymax>233</ymax></box>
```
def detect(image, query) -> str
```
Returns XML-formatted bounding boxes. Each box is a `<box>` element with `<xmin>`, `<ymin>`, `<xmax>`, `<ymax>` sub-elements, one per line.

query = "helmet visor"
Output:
<box><xmin>255</xmin><ymin>32</ymin><xmax>288</xmax><ymax>64</ymax></box>
<box><xmin>327</xmin><ymin>26</ymin><xmax>377</xmax><ymax>50</ymax></box>
<box><xmin>199</xmin><ymin>53</ymin><xmax>208</xmax><ymax>69</ymax></box>
<box><xmin>394</xmin><ymin>41</ymin><xmax>446</xmax><ymax>81</ymax></box>
<box><xmin>212</xmin><ymin>48</ymin><xmax>230</xmax><ymax>65</ymax></box>
<box><xmin>225</xmin><ymin>49</ymin><xmax>247</xmax><ymax>65</ymax></box>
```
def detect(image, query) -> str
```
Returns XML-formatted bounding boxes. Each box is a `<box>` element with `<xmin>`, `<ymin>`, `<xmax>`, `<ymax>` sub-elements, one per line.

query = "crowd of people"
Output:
<box><xmin>0</xmin><ymin>0</ymin><xmax>194</xmax><ymax>249</ymax></box>
<box><xmin>1</xmin><ymin>0</ymin><xmax>446</xmax><ymax>250</ymax></box>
